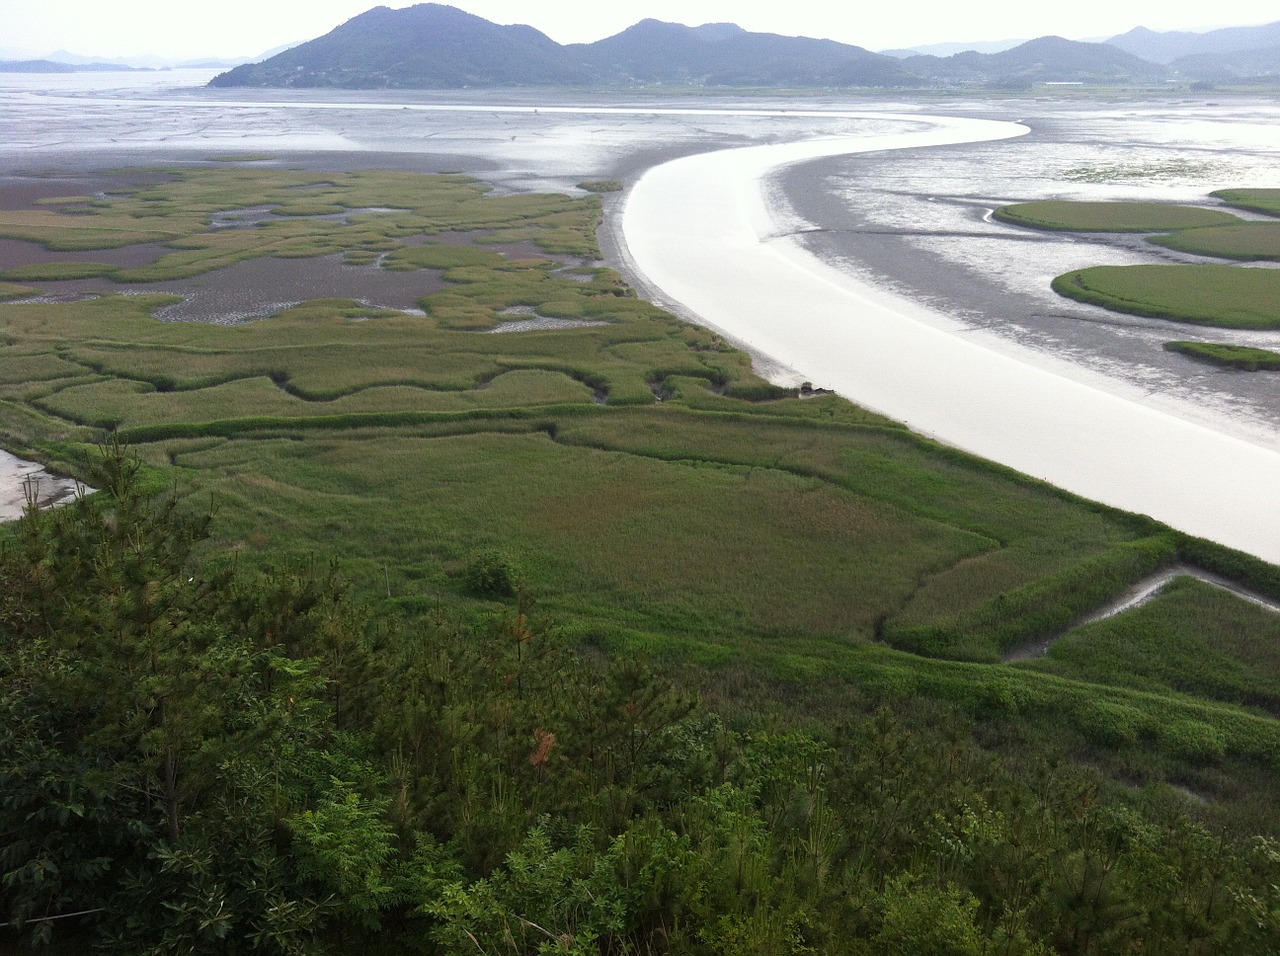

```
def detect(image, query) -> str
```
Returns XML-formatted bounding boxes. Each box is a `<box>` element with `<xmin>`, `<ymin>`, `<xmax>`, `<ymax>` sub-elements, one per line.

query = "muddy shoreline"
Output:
<box><xmin>0</xmin><ymin>449</ymin><xmax>87</xmax><ymax>521</ymax></box>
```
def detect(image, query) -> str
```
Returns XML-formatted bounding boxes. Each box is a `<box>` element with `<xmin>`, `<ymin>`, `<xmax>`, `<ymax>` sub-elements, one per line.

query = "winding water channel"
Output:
<box><xmin>619</xmin><ymin>114</ymin><xmax>1280</xmax><ymax>566</ymax></box>
<box><xmin>1002</xmin><ymin>565</ymin><xmax>1280</xmax><ymax>662</ymax></box>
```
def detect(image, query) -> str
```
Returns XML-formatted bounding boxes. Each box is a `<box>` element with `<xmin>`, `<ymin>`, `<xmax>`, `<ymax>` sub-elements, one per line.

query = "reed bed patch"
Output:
<box><xmin>809</xmin><ymin>640</ymin><xmax>1280</xmax><ymax>765</ymax></box>
<box><xmin>13</xmin><ymin>291</ymin><xmax>751</xmax><ymax>421</ymax></box>
<box><xmin>0</xmin><ymin>351</ymin><xmax>90</xmax><ymax>386</ymax></box>
<box><xmin>993</xmin><ymin>201</ymin><xmax>1239</xmax><ymax>232</ymax></box>
<box><xmin>1212</xmin><ymin>187</ymin><xmax>1280</xmax><ymax>217</ymax></box>
<box><xmin>1149</xmin><ymin>222</ymin><xmax>1280</xmax><ymax>260</ymax></box>
<box><xmin>1164</xmin><ymin>341</ymin><xmax>1280</xmax><ymax>370</ymax></box>
<box><xmin>0</xmin><ymin>207</ymin><xmax>190</xmax><ymax>249</ymax></box>
<box><xmin>551</xmin><ymin>407</ymin><xmax>1151</xmax><ymax>659</ymax></box>
<box><xmin>0</xmin><ymin>282</ymin><xmax>36</xmax><ymax>300</ymax></box>
<box><xmin>1</xmin><ymin>261</ymin><xmax>120</xmax><ymax>282</ymax></box>
<box><xmin>160</xmin><ymin>427</ymin><xmax>986</xmax><ymax>643</ymax></box>
<box><xmin>885</xmin><ymin>535</ymin><xmax>1177</xmax><ymax>660</ymax></box>
<box><xmin>36</xmin><ymin>371</ymin><xmax>596</xmax><ymax>428</ymax></box>
<box><xmin>1052</xmin><ymin>264</ymin><xmax>1280</xmax><ymax>329</ymax></box>
<box><xmin>1018</xmin><ymin>577</ymin><xmax>1280</xmax><ymax>715</ymax></box>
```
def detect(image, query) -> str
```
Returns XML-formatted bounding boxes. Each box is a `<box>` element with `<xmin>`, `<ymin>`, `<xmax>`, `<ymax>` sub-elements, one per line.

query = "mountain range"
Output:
<box><xmin>1107</xmin><ymin>20</ymin><xmax>1280</xmax><ymax>63</ymax></box>
<box><xmin>19</xmin><ymin>4</ymin><xmax>1280</xmax><ymax>90</ymax></box>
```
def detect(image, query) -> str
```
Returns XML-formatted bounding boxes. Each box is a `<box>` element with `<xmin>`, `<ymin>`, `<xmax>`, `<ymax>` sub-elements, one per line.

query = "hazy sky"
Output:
<box><xmin>4</xmin><ymin>0</ymin><xmax>1278</xmax><ymax>61</ymax></box>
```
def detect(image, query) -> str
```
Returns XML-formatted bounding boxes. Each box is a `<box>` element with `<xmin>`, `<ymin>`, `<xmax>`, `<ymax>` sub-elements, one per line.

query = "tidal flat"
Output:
<box><xmin>774</xmin><ymin>97</ymin><xmax>1280</xmax><ymax>438</ymax></box>
<box><xmin>3</xmin><ymin>73</ymin><xmax>1280</xmax><ymax>563</ymax></box>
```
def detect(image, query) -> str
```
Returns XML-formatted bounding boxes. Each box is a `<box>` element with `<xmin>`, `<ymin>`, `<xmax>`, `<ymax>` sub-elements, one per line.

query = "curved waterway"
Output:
<box><xmin>1004</xmin><ymin>565</ymin><xmax>1280</xmax><ymax>662</ymax></box>
<box><xmin>619</xmin><ymin>113</ymin><xmax>1280</xmax><ymax>566</ymax></box>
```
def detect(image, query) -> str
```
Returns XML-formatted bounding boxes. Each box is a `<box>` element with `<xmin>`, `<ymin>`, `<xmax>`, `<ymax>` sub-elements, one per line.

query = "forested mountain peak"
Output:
<box><xmin>210</xmin><ymin>4</ymin><xmax>1216</xmax><ymax>90</ymax></box>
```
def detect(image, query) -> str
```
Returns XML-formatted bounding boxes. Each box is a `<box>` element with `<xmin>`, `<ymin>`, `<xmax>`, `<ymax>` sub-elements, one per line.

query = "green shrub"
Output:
<box><xmin>1076</xmin><ymin>701</ymin><xmax>1144</xmax><ymax>747</ymax></box>
<box><xmin>462</xmin><ymin>549</ymin><xmax>522</xmax><ymax>598</ymax></box>
<box><xmin>1159</xmin><ymin>719</ymin><xmax>1227</xmax><ymax>761</ymax></box>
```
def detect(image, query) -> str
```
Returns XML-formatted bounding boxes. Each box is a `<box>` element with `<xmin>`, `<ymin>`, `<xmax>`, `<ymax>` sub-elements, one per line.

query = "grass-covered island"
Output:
<box><xmin>1164</xmin><ymin>340</ymin><xmax>1280</xmax><ymax>371</ymax></box>
<box><xmin>990</xmin><ymin>200</ymin><xmax>1240</xmax><ymax>232</ymax></box>
<box><xmin>4</xmin><ymin>165</ymin><xmax>1280</xmax><ymax>954</ymax></box>
<box><xmin>1050</xmin><ymin>263</ymin><xmax>1280</xmax><ymax>329</ymax></box>
<box><xmin>995</xmin><ymin>192</ymin><xmax>1280</xmax><ymax>388</ymax></box>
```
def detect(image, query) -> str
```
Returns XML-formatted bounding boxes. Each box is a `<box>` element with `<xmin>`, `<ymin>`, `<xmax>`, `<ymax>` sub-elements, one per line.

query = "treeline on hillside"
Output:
<box><xmin>2</xmin><ymin>444</ymin><xmax>1278</xmax><ymax>954</ymax></box>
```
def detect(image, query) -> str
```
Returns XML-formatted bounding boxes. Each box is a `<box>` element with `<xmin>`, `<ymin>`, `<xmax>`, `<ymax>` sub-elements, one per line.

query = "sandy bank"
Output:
<box><xmin>618</xmin><ymin>113</ymin><xmax>1280</xmax><ymax>565</ymax></box>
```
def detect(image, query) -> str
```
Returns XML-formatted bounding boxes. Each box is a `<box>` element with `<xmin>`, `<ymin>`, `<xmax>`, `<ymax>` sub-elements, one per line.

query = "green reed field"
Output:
<box><xmin>1019</xmin><ymin>576</ymin><xmax>1280</xmax><ymax>716</ymax></box>
<box><xmin>4</xmin><ymin>165</ymin><xmax>1280</xmax><ymax>820</ymax></box>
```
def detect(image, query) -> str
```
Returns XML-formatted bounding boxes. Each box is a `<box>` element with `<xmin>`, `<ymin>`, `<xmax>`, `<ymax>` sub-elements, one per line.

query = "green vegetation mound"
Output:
<box><xmin>1051</xmin><ymin>263</ymin><xmax>1280</xmax><ymax>329</ymax></box>
<box><xmin>0</xmin><ymin>261</ymin><xmax>119</xmax><ymax>282</ymax></box>
<box><xmin>0</xmin><ymin>282</ymin><xmax>36</xmax><ymax>301</ymax></box>
<box><xmin>1150</xmin><ymin>221</ymin><xmax>1280</xmax><ymax>260</ymax></box>
<box><xmin>993</xmin><ymin>200</ymin><xmax>1239</xmax><ymax>232</ymax></box>
<box><xmin>1165</xmin><ymin>340</ymin><xmax>1280</xmax><ymax>370</ymax></box>
<box><xmin>1212</xmin><ymin>187</ymin><xmax>1280</xmax><ymax>217</ymax></box>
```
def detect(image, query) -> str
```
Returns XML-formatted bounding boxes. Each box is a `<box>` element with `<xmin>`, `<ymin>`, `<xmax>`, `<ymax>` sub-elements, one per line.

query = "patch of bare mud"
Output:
<box><xmin>0</xmin><ymin>449</ymin><xmax>90</xmax><ymax>521</ymax></box>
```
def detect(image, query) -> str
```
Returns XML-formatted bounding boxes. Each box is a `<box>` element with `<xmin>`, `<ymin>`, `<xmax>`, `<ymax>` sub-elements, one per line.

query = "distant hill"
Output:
<box><xmin>880</xmin><ymin>39</ymin><xmax>1028</xmax><ymax>58</ymax></box>
<box><xmin>569</xmin><ymin>19</ymin><xmax>912</xmax><ymax>87</ymax></box>
<box><xmin>37</xmin><ymin>49</ymin><xmax>158</xmax><ymax>69</ymax></box>
<box><xmin>900</xmin><ymin>36</ymin><xmax>1170</xmax><ymax>88</ymax></box>
<box><xmin>1170</xmin><ymin>45</ymin><xmax>1280</xmax><ymax>83</ymax></box>
<box><xmin>211</xmin><ymin>4</ymin><xmax>589</xmax><ymax>88</ymax></box>
<box><xmin>0</xmin><ymin>44</ymin><xmax>298</xmax><ymax>71</ymax></box>
<box><xmin>0</xmin><ymin>58</ymin><xmax>140</xmax><ymax>73</ymax></box>
<box><xmin>209</xmin><ymin>4</ymin><xmax>1276</xmax><ymax>90</ymax></box>
<box><xmin>1108</xmin><ymin>20</ymin><xmax>1280</xmax><ymax>63</ymax></box>
<box><xmin>208</xmin><ymin>3</ymin><xmax>916</xmax><ymax>89</ymax></box>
